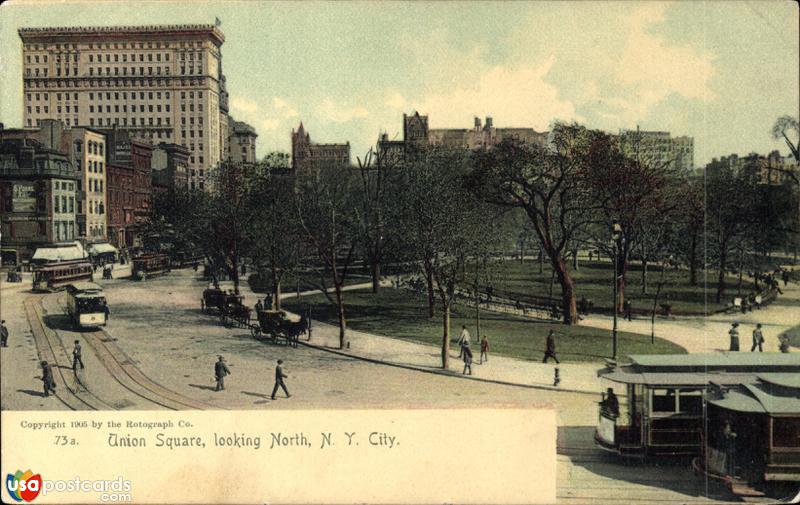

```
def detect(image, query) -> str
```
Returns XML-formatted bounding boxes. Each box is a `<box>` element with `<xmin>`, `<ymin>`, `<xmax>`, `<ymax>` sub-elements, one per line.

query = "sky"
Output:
<box><xmin>0</xmin><ymin>0</ymin><xmax>797</xmax><ymax>166</ymax></box>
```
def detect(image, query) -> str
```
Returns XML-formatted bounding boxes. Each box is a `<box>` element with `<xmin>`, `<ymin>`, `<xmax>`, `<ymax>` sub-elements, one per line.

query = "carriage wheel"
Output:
<box><xmin>250</xmin><ymin>325</ymin><xmax>260</xmax><ymax>338</ymax></box>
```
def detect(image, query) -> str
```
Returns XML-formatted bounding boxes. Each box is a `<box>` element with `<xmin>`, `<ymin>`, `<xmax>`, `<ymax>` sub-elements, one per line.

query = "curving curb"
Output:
<box><xmin>295</xmin><ymin>338</ymin><xmax>598</xmax><ymax>396</ymax></box>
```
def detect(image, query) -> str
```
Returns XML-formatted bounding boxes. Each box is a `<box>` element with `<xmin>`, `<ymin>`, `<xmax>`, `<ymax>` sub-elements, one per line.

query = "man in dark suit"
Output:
<box><xmin>214</xmin><ymin>356</ymin><xmax>231</xmax><ymax>391</ymax></box>
<box><xmin>1</xmin><ymin>319</ymin><xmax>8</xmax><ymax>347</ymax></box>
<box><xmin>40</xmin><ymin>360</ymin><xmax>56</xmax><ymax>397</ymax></box>
<box><xmin>542</xmin><ymin>330</ymin><xmax>560</xmax><ymax>364</ymax></box>
<box><xmin>72</xmin><ymin>340</ymin><xmax>85</xmax><ymax>371</ymax></box>
<box><xmin>271</xmin><ymin>359</ymin><xmax>291</xmax><ymax>400</ymax></box>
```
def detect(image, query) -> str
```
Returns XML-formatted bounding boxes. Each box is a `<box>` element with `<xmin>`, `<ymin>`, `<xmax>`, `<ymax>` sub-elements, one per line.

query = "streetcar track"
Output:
<box><xmin>54</xmin><ymin>294</ymin><xmax>219</xmax><ymax>410</ymax></box>
<box><xmin>23</xmin><ymin>297</ymin><xmax>99</xmax><ymax>411</ymax></box>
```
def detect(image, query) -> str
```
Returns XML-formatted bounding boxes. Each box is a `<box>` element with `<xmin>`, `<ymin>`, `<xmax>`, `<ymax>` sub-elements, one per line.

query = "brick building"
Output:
<box><xmin>0</xmin><ymin>131</ymin><xmax>79</xmax><ymax>265</ymax></box>
<box><xmin>290</xmin><ymin>122</ymin><xmax>350</xmax><ymax>173</ymax></box>
<box><xmin>151</xmin><ymin>141</ymin><xmax>189</xmax><ymax>192</ymax></box>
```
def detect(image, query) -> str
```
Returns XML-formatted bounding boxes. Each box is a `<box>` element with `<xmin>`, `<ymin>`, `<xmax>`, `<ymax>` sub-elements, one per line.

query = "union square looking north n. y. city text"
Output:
<box><xmin>0</xmin><ymin>1</ymin><xmax>798</xmax><ymax>504</ymax></box>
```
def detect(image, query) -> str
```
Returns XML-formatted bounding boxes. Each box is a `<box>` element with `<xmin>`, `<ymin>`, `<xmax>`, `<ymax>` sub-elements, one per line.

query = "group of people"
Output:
<box><xmin>254</xmin><ymin>295</ymin><xmax>274</xmax><ymax>313</ymax></box>
<box><xmin>728</xmin><ymin>322</ymin><xmax>790</xmax><ymax>353</ymax></box>
<box><xmin>214</xmin><ymin>356</ymin><xmax>291</xmax><ymax>400</ymax></box>
<box><xmin>456</xmin><ymin>326</ymin><xmax>490</xmax><ymax>375</ymax></box>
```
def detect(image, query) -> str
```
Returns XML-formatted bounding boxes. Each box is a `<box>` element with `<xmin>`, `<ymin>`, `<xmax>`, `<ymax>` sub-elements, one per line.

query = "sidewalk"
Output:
<box><xmin>303</xmin><ymin>320</ymin><xmax>604</xmax><ymax>395</ymax></box>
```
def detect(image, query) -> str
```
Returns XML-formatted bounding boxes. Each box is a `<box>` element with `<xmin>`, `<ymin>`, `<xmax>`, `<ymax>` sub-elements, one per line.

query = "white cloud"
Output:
<box><xmin>230</xmin><ymin>97</ymin><xmax>260</xmax><ymax>114</ymax></box>
<box><xmin>318</xmin><ymin>98</ymin><xmax>370</xmax><ymax>123</ymax></box>
<box><xmin>408</xmin><ymin>57</ymin><xmax>579</xmax><ymax>131</ymax></box>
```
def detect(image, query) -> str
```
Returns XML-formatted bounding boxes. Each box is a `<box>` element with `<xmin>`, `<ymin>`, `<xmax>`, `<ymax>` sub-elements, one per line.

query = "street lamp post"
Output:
<box><xmin>611</xmin><ymin>223</ymin><xmax>622</xmax><ymax>360</ymax></box>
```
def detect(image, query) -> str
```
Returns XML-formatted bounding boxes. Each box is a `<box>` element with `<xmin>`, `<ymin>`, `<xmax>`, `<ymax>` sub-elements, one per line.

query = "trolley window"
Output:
<box><xmin>773</xmin><ymin>418</ymin><xmax>800</xmax><ymax>448</ymax></box>
<box><xmin>76</xmin><ymin>297</ymin><xmax>106</xmax><ymax>312</ymax></box>
<box><xmin>652</xmin><ymin>389</ymin><xmax>677</xmax><ymax>413</ymax></box>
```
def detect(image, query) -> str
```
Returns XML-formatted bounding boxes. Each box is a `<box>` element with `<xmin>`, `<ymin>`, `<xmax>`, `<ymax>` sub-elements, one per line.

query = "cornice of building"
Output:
<box><xmin>19</xmin><ymin>24</ymin><xmax>225</xmax><ymax>45</ymax></box>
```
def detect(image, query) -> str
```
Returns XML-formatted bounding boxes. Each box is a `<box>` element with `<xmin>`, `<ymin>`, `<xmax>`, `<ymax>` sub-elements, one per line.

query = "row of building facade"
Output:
<box><xmin>2</xmin><ymin>24</ymin><xmax>259</xmax><ymax>267</ymax></box>
<box><xmin>291</xmin><ymin>111</ymin><xmax>697</xmax><ymax>173</ymax></box>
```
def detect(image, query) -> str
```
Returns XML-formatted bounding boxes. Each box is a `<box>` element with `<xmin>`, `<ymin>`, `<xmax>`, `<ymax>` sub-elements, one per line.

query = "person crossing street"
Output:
<box><xmin>271</xmin><ymin>359</ymin><xmax>291</xmax><ymax>400</ymax></box>
<box><xmin>542</xmin><ymin>330</ymin><xmax>560</xmax><ymax>364</ymax></box>
<box><xmin>751</xmin><ymin>323</ymin><xmax>765</xmax><ymax>352</ymax></box>
<box><xmin>72</xmin><ymin>340</ymin><xmax>85</xmax><ymax>371</ymax></box>
<box><xmin>214</xmin><ymin>356</ymin><xmax>231</xmax><ymax>391</ymax></box>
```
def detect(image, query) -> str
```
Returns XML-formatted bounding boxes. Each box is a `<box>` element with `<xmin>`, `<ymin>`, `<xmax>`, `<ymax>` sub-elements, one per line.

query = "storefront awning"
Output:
<box><xmin>32</xmin><ymin>243</ymin><xmax>87</xmax><ymax>263</ymax></box>
<box><xmin>88</xmin><ymin>243</ymin><xmax>118</xmax><ymax>255</ymax></box>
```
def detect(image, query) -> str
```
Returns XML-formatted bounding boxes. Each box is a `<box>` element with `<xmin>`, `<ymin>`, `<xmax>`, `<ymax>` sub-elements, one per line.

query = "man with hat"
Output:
<box><xmin>0</xmin><ymin>319</ymin><xmax>8</xmax><ymax>347</ymax></box>
<box><xmin>271</xmin><ymin>359</ymin><xmax>290</xmax><ymax>400</ymax></box>
<box><xmin>214</xmin><ymin>356</ymin><xmax>231</xmax><ymax>391</ymax></box>
<box><xmin>729</xmin><ymin>322</ymin><xmax>740</xmax><ymax>351</ymax></box>
<box><xmin>72</xmin><ymin>340</ymin><xmax>85</xmax><ymax>371</ymax></box>
<box><xmin>40</xmin><ymin>360</ymin><xmax>56</xmax><ymax>397</ymax></box>
<box><xmin>751</xmin><ymin>323</ymin><xmax>765</xmax><ymax>352</ymax></box>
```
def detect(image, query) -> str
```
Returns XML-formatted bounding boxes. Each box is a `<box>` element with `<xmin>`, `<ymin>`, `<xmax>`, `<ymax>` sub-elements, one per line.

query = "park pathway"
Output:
<box><xmin>578</xmin><ymin>280</ymin><xmax>800</xmax><ymax>353</ymax></box>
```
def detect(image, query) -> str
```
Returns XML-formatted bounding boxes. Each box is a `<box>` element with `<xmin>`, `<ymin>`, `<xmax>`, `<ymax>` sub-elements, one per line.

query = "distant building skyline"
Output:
<box><xmin>1</xmin><ymin>3</ymin><xmax>796</xmax><ymax>166</ymax></box>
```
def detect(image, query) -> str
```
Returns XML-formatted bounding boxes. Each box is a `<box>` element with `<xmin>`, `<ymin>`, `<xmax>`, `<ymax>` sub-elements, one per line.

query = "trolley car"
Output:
<box><xmin>693</xmin><ymin>374</ymin><xmax>800</xmax><ymax>496</ymax></box>
<box><xmin>594</xmin><ymin>354</ymin><xmax>800</xmax><ymax>459</ymax></box>
<box><xmin>131</xmin><ymin>253</ymin><xmax>171</xmax><ymax>280</ymax></box>
<box><xmin>65</xmin><ymin>282</ymin><xmax>108</xmax><ymax>328</ymax></box>
<box><xmin>32</xmin><ymin>259</ymin><xmax>94</xmax><ymax>291</ymax></box>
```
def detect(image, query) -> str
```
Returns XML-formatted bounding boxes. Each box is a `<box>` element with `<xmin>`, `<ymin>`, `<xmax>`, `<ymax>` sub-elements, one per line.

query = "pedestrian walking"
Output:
<box><xmin>1</xmin><ymin>319</ymin><xmax>8</xmax><ymax>347</ymax></box>
<box><xmin>779</xmin><ymin>334</ymin><xmax>791</xmax><ymax>353</ymax></box>
<box><xmin>214</xmin><ymin>356</ymin><xmax>231</xmax><ymax>391</ymax></box>
<box><xmin>782</xmin><ymin>269</ymin><xmax>790</xmax><ymax>287</ymax></box>
<box><xmin>255</xmin><ymin>299</ymin><xmax>264</xmax><ymax>313</ymax></box>
<box><xmin>40</xmin><ymin>360</ymin><xmax>56</xmax><ymax>397</ymax></box>
<box><xmin>542</xmin><ymin>330</ymin><xmax>560</xmax><ymax>364</ymax></box>
<box><xmin>72</xmin><ymin>340</ymin><xmax>85</xmax><ymax>371</ymax></box>
<box><xmin>624</xmin><ymin>299</ymin><xmax>633</xmax><ymax>321</ymax></box>
<box><xmin>462</xmin><ymin>346</ymin><xmax>473</xmax><ymax>375</ymax></box>
<box><xmin>479</xmin><ymin>335</ymin><xmax>489</xmax><ymax>364</ymax></box>
<box><xmin>103</xmin><ymin>302</ymin><xmax>110</xmax><ymax>322</ymax></box>
<box><xmin>579</xmin><ymin>296</ymin><xmax>589</xmax><ymax>316</ymax></box>
<box><xmin>457</xmin><ymin>325</ymin><xmax>470</xmax><ymax>359</ymax></box>
<box><xmin>751</xmin><ymin>323</ymin><xmax>765</xmax><ymax>352</ymax></box>
<box><xmin>729</xmin><ymin>322</ymin><xmax>740</xmax><ymax>352</ymax></box>
<box><xmin>271</xmin><ymin>359</ymin><xmax>291</xmax><ymax>399</ymax></box>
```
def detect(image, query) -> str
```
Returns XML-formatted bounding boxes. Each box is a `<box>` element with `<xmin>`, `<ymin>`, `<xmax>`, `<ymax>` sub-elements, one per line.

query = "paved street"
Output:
<box><xmin>2</xmin><ymin>266</ymin><xmax>797</xmax><ymax>503</ymax></box>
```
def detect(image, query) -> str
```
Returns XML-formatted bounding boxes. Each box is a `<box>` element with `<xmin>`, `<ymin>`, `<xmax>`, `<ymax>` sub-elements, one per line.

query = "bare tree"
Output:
<box><xmin>294</xmin><ymin>165</ymin><xmax>360</xmax><ymax>349</ymax></box>
<box><xmin>469</xmin><ymin>124</ymin><xmax>596</xmax><ymax>324</ymax></box>
<box><xmin>401</xmin><ymin>147</ymin><xmax>496</xmax><ymax>368</ymax></box>
<box><xmin>772</xmin><ymin>115</ymin><xmax>799</xmax><ymax>164</ymax></box>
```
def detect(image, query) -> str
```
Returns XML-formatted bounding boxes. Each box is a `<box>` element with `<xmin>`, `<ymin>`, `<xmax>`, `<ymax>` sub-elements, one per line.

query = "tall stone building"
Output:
<box><xmin>229</xmin><ymin>120</ymin><xmax>258</xmax><ymax>164</ymax></box>
<box><xmin>617</xmin><ymin>128</ymin><xmax>694</xmax><ymax>172</ymax></box>
<box><xmin>291</xmin><ymin>123</ymin><xmax>350</xmax><ymax>173</ymax></box>
<box><xmin>19</xmin><ymin>24</ymin><xmax>225</xmax><ymax>191</ymax></box>
<box><xmin>151</xmin><ymin>142</ymin><xmax>190</xmax><ymax>192</ymax></box>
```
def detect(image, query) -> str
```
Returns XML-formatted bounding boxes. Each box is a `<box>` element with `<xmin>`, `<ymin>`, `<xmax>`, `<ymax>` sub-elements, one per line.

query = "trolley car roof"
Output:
<box><xmin>707</xmin><ymin>376</ymin><xmax>800</xmax><ymax>415</ymax></box>
<box><xmin>66</xmin><ymin>282</ymin><xmax>104</xmax><ymax>293</ymax></box>
<box><xmin>599</xmin><ymin>353</ymin><xmax>800</xmax><ymax>386</ymax></box>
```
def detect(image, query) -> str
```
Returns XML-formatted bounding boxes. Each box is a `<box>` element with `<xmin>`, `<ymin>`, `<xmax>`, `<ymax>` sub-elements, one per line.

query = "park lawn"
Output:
<box><xmin>283</xmin><ymin>288</ymin><xmax>686</xmax><ymax>363</ymax></box>
<box><xmin>779</xmin><ymin>324</ymin><xmax>800</xmax><ymax>349</ymax></box>
<box><xmin>248</xmin><ymin>271</ymin><xmax>372</xmax><ymax>294</ymax></box>
<box><xmin>489</xmin><ymin>259</ymin><xmax>758</xmax><ymax>315</ymax></box>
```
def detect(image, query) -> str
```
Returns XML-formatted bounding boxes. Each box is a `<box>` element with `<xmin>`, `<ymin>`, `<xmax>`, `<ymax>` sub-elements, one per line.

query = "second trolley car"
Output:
<box><xmin>131</xmin><ymin>253</ymin><xmax>171</xmax><ymax>280</ymax></box>
<box><xmin>32</xmin><ymin>259</ymin><xmax>94</xmax><ymax>291</ymax></box>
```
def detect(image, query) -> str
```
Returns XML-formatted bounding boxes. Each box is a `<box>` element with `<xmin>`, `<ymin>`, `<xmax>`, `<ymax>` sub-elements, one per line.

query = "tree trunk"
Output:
<box><xmin>335</xmin><ymin>285</ymin><xmax>346</xmax><ymax>349</ymax></box>
<box><xmin>689</xmin><ymin>231</ymin><xmax>698</xmax><ymax>286</ymax></box>
<box><xmin>573</xmin><ymin>249</ymin><xmax>579</xmax><ymax>271</ymax></box>
<box><xmin>370</xmin><ymin>260</ymin><xmax>381</xmax><ymax>294</ymax></box>
<box><xmin>271</xmin><ymin>265</ymin><xmax>281</xmax><ymax>310</ymax></box>
<box><xmin>440</xmin><ymin>302</ymin><xmax>450</xmax><ymax>369</ymax></box>
<box><xmin>716</xmin><ymin>247</ymin><xmax>728</xmax><ymax>304</ymax></box>
<box><xmin>475</xmin><ymin>291</ymin><xmax>481</xmax><ymax>342</ymax></box>
<box><xmin>424</xmin><ymin>259</ymin><xmax>435</xmax><ymax>318</ymax></box>
<box><xmin>539</xmin><ymin>248</ymin><xmax>544</xmax><ymax>274</ymax></box>
<box><xmin>230</xmin><ymin>254</ymin><xmax>240</xmax><ymax>294</ymax></box>
<box><xmin>641</xmin><ymin>258</ymin><xmax>648</xmax><ymax>295</ymax></box>
<box><xmin>552</xmin><ymin>256</ymin><xmax>578</xmax><ymax>324</ymax></box>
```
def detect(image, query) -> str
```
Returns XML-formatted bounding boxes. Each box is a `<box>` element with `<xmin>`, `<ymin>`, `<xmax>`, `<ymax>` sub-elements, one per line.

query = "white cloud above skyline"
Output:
<box><xmin>0</xmin><ymin>1</ymin><xmax>796</xmax><ymax>164</ymax></box>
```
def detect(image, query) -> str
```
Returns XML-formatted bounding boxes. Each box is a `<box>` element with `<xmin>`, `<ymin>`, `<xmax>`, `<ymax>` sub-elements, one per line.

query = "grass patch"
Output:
<box><xmin>489</xmin><ymin>259</ymin><xmax>758</xmax><ymax>315</ymax></box>
<box><xmin>284</xmin><ymin>287</ymin><xmax>686</xmax><ymax>363</ymax></box>
<box><xmin>779</xmin><ymin>324</ymin><xmax>800</xmax><ymax>349</ymax></box>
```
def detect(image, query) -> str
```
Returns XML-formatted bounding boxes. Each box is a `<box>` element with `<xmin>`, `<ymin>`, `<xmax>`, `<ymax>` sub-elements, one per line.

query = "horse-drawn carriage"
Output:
<box><xmin>249</xmin><ymin>309</ymin><xmax>308</xmax><ymax>347</ymax></box>
<box><xmin>201</xmin><ymin>287</ymin><xmax>251</xmax><ymax>327</ymax></box>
